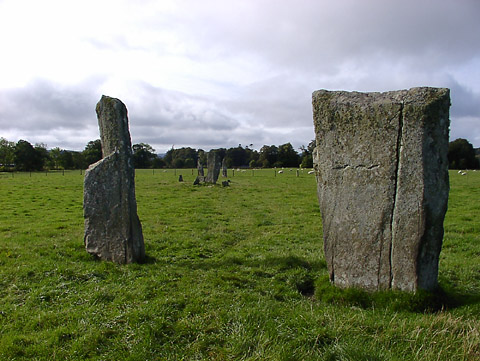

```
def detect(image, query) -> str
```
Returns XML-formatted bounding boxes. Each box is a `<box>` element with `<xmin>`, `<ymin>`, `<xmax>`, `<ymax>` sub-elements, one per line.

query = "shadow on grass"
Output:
<box><xmin>314</xmin><ymin>274</ymin><xmax>480</xmax><ymax>313</ymax></box>
<box><xmin>140</xmin><ymin>254</ymin><xmax>158</xmax><ymax>264</ymax></box>
<box><xmin>178</xmin><ymin>254</ymin><xmax>328</xmax><ymax>273</ymax></box>
<box><xmin>85</xmin><ymin>253</ymin><xmax>158</xmax><ymax>265</ymax></box>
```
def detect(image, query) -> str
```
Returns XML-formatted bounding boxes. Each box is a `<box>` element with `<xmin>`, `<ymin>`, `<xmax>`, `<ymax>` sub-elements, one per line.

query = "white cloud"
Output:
<box><xmin>0</xmin><ymin>0</ymin><xmax>479</xmax><ymax>151</ymax></box>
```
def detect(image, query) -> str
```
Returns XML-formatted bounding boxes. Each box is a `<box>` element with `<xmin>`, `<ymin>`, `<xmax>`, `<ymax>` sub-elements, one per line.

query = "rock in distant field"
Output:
<box><xmin>84</xmin><ymin>95</ymin><xmax>145</xmax><ymax>264</ymax></box>
<box><xmin>312</xmin><ymin>87</ymin><xmax>450</xmax><ymax>292</ymax></box>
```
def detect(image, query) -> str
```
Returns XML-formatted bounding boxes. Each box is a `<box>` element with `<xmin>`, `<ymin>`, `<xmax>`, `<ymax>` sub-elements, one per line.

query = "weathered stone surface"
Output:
<box><xmin>197</xmin><ymin>158</ymin><xmax>204</xmax><ymax>176</ymax></box>
<box><xmin>84</xmin><ymin>95</ymin><xmax>145</xmax><ymax>264</ymax></box>
<box><xmin>205</xmin><ymin>151</ymin><xmax>221</xmax><ymax>184</ymax></box>
<box><xmin>312</xmin><ymin>87</ymin><xmax>450</xmax><ymax>292</ymax></box>
<box><xmin>222</xmin><ymin>157</ymin><xmax>228</xmax><ymax>177</ymax></box>
<box><xmin>193</xmin><ymin>175</ymin><xmax>205</xmax><ymax>185</ymax></box>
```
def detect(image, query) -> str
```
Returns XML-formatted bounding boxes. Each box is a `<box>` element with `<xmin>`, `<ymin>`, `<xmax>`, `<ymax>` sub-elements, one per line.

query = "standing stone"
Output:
<box><xmin>193</xmin><ymin>176</ymin><xmax>205</xmax><ymax>185</ymax></box>
<box><xmin>312</xmin><ymin>87</ymin><xmax>450</xmax><ymax>292</ymax></box>
<box><xmin>197</xmin><ymin>158</ymin><xmax>204</xmax><ymax>176</ymax></box>
<box><xmin>222</xmin><ymin>157</ymin><xmax>228</xmax><ymax>177</ymax></box>
<box><xmin>83</xmin><ymin>95</ymin><xmax>145</xmax><ymax>264</ymax></box>
<box><xmin>205</xmin><ymin>151</ymin><xmax>221</xmax><ymax>184</ymax></box>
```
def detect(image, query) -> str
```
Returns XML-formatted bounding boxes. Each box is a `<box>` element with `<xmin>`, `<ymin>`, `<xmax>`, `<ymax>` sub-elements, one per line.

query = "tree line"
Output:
<box><xmin>0</xmin><ymin>138</ymin><xmax>316</xmax><ymax>172</ymax></box>
<box><xmin>1</xmin><ymin>137</ymin><xmax>478</xmax><ymax>172</ymax></box>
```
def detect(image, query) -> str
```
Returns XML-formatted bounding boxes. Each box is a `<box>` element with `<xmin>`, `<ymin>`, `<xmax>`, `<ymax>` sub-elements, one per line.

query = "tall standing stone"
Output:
<box><xmin>205</xmin><ymin>151</ymin><xmax>221</xmax><ymax>184</ymax></box>
<box><xmin>312</xmin><ymin>87</ymin><xmax>450</xmax><ymax>292</ymax></box>
<box><xmin>197</xmin><ymin>158</ymin><xmax>204</xmax><ymax>176</ymax></box>
<box><xmin>222</xmin><ymin>157</ymin><xmax>228</xmax><ymax>177</ymax></box>
<box><xmin>83</xmin><ymin>95</ymin><xmax>145</xmax><ymax>264</ymax></box>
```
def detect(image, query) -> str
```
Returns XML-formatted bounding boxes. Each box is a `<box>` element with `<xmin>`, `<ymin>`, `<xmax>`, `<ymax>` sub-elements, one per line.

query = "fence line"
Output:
<box><xmin>0</xmin><ymin>168</ymin><xmax>318</xmax><ymax>180</ymax></box>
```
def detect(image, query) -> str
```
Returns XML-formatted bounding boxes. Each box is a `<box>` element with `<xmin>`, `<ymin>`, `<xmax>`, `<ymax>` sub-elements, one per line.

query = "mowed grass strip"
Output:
<box><xmin>0</xmin><ymin>169</ymin><xmax>479</xmax><ymax>360</ymax></box>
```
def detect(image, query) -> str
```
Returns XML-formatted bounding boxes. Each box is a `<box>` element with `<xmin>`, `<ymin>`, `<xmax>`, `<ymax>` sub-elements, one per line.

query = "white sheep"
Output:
<box><xmin>278</xmin><ymin>170</ymin><xmax>283</xmax><ymax>174</ymax></box>
<box><xmin>308</xmin><ymin>170</ymin><xmax>315</xmax><ymax>174</ymax></box>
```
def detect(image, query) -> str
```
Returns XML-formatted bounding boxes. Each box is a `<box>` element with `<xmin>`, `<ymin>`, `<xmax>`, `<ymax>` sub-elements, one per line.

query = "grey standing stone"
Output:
<box><xmin>205</xmin><ymin>151</ymin><xmax>221</xmax><ymax>184</ymax></box>
<box><xmin>197</xmin><ymin>158</ymin><xmax>204</xmax><ymax>176</ymax></box>
<box><xmin>193</xmin><ymin>176</ymin><xmax>205</xmax><ymax>185</ymax></box>
<box><xmin>222</xmin><ymin>157</ymin><xmax>228</xmax><ymax>177</ymax></box>
<box><xmin>312</xmin><ymin>87</ymin><xmax>450</xmax><ymax>292</ymax></box>
<box><xmin>83</xmin><ymin>95</ymin><xmax>145</xmax><ymax>264</ymax></box>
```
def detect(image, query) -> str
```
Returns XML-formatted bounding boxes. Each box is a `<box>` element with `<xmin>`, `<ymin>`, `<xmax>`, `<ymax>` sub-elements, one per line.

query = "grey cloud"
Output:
<box><xmin>448</xmin><ymin>78</ymin><xmax>480</xmax><ymax>118</ymax></box>
<box><xmin>170</xmin><ymin>0</ymin><xmax>480</xmax><ymax>73</ymax></box>
<box><xmin>0</xmin><ymin>78</ymin><xmax>101</xmax><ymax>132</ymax></box>
<box><xmin>222</xmin><ymin>75</ymin><xmax>313</xmax><ymax>129</ymax></box>
<box><xmin>2</xmin><ymin>0</ymin><xmax>480</xmax><ymax>150</ymax></box>
<box><xmin>126</xmin><ymin>82</ymin><xmax>240</xmax><ymax>131</ymax></box>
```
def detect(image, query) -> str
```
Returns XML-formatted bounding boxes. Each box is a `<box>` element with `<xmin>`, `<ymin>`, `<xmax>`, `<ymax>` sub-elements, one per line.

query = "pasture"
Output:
<box><xmin>0</xmin><ymin>169</ymin><xmax>479</xmax><ymax>360</ymax></box>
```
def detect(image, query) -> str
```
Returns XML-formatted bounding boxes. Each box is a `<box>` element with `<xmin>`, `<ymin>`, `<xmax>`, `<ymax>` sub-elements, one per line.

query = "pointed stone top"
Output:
<box><xmin>95</xmin><ymin>95</ymin><xmax>132</xmax><ymax>158</ymax></box>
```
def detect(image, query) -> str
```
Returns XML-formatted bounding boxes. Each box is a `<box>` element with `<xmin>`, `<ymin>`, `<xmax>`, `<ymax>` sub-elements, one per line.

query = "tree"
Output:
<box><xmin>152</xmin><ymin>157</ymin><xmax>166</xmax><ymax>169</ymax></box>
<box><xmin>0</xmin><ymin>137</ymin><xmax>15</xmax><ymax>171</ymax></box>
<box><xmin>277</xmin><ymin>142</ymin><xmax>300</xmax><ymax>167</ymax></box>
<box><xmin>49</xmin><ymin>147</ymin><xmax>62</xmax><ymax>169</ymax></box>
<box><xmin>83</xmin><ymin>139</ymin><xmax>102</xmax><ymax>166</ymax></box>
<box><xmin>259</xmin><ymin>145</ymin><xmax>278</xmax><ymax>168</ymax></box>
<box><xmin>225</xmin><ymin>145</ymin><xmax>257</xmax><ymax>168</ymax></box>
<box><xmin>448</xmin><ymin>138</ymin><xmax>479</xmax><ymax>169</ymax></box>
<box><xmin>14</xmin><ymin>140</ymin><xmax>45</xmax><ymax>171</ymax></box>
<box><xmin>71</xmin><ymin>151</ymin><xmax>87</xmax><ymax>169</ymax></box>
<box><xmin>34</xmin><ymin>143</ymin><xmax>50</xmax><ymax>170</ymax></box>
<box><xmin>300</xmin><ymin>140</ymin><xmax>316</xmax><ymax>168</ymax></box>
<box><xmin>58</xmin><ymin>150</ymin><xmax>74</xmax><ymax>170</ymax></box>
<box><xmin>132</xmin><ymin>143</ymin><xmax>156</xmax><ymax>169</ymax></box>
<box><xmin>164</xmin><ymin>147</ymin><xmax>198</xmax><ymax>168</ymax></box>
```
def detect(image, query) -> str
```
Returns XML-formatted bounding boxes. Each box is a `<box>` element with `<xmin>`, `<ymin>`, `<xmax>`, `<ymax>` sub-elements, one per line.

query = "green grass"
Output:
<box><xmin>0</xmin><ymin>168</ymin><xmax>479</xmax><ymax>360</ymax></box>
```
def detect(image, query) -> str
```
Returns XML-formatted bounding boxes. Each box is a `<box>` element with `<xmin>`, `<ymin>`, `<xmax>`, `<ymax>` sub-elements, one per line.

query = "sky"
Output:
<box><xmin>1</xmin><ymin>0</ymin><xmax>479</xmax><ymax>153</ymax></box>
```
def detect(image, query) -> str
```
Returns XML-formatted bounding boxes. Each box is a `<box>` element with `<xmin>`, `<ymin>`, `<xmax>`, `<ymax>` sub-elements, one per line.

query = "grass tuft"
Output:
<box><xmin>315</xmin><ymin>275</ymin><xmax>463</xmax><ymax>313</ymax></box>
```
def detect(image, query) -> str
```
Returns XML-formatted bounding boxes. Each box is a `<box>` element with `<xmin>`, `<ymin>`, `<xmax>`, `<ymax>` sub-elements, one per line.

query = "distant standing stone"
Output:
<box><xmin>222</xmin><ymin>157</ymin><xmax>228</xmax><ymax>177</ymax></box>
<box><xmin>312</xmin><ymin>87</ymin><xmax>450</xmax><ymax>292</ymax></box>
<box><xmin>205</xmin><ymin>151</ymin><xmax>221</xmax><ymax>184</ymax></box>
<box><xmin>83</xmin><ymin>95</ymin><xmax>145</xmax><ymax>264</ymax></box>
<box><xmin>197</xmin><ymin>158</ymin><xmax>204</xmax><ymax>176</ymax></box>
<box><xmin>193</xmin><ymin>175</ymin><xmax>205</xmax><ymax>185</ymax></box>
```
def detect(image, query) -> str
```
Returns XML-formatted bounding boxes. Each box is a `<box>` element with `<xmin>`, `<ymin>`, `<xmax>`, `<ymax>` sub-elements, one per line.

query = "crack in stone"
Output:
<box><xmin>388</xmin><ymin>101</ymin><xmax>405</xmax><ymax>288</ymax></box>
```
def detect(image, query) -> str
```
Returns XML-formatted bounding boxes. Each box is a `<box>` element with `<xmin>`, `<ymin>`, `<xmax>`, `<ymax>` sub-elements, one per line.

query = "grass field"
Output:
<box><xmin>0</xmin><ymin>168</ymin><xmax>479</xmax><ymax>360</ymax></box>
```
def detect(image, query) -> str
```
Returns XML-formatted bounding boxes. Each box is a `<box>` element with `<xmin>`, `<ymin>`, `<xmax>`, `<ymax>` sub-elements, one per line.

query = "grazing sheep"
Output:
<box><xmin>278</xmin><ymin>170</ymin><xmax>283</xmax><ymax>174</ymax></box>
<box><xmin>308</xmin><ymin>170</ymin><xmax>315</xmax><ymax>174</ymax></box>
<box><xmin>461</xmin><ymin>172</ymin><xmax>467</xmax><ymax>176</ymax></box>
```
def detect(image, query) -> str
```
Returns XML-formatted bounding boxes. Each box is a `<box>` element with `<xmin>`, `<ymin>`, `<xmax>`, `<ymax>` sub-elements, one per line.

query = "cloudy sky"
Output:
<box><xmin>1</xmin><ymin>0</ymin><xmax>479</xmax><ymax>153</ymax></box>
